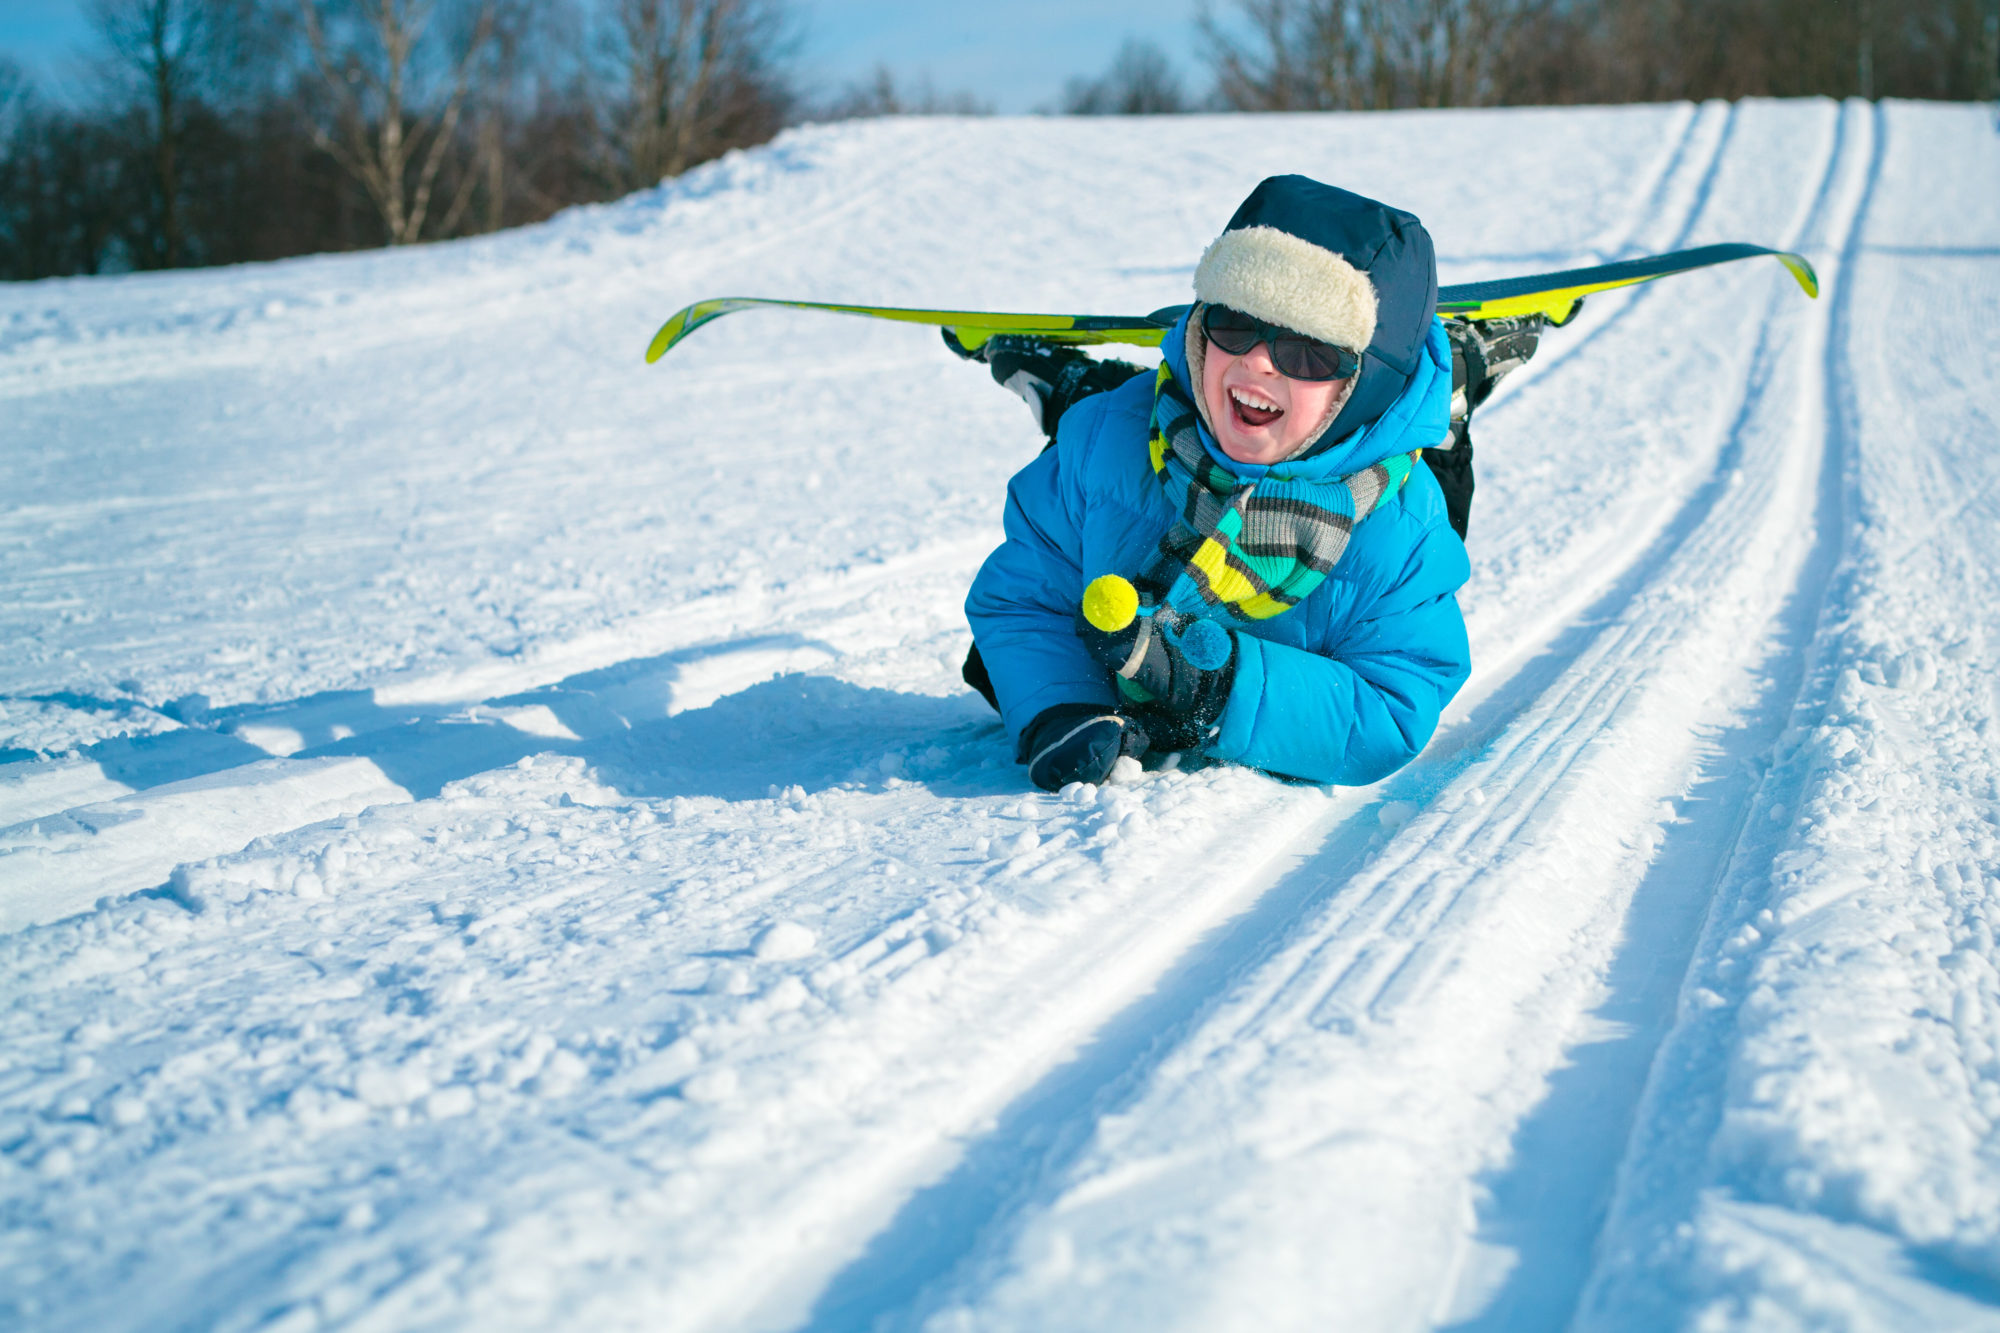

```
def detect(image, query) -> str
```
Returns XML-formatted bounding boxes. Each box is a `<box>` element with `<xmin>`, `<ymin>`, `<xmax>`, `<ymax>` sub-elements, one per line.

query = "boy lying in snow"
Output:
<box><xmin>963</xmin><ymin>174</ymin><xmax>1485</xmax><ymax>792</ymax></box>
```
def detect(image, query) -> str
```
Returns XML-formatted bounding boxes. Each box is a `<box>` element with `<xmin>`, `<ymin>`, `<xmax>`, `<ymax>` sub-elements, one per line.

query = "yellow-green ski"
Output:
<box><xmin>1432</xmin><ymin>242</ymin><xmax>1817</xmax><ymax>324</ymax></box>
<box><xmin>643</xmin><ymin>243</ymin><xmax>1818</xmax><ymax>364</ymax></box>
<box><xmin>644</xmin><ymin>298</ymin><xmax>1179</xmax><ymax>363</ymax></box>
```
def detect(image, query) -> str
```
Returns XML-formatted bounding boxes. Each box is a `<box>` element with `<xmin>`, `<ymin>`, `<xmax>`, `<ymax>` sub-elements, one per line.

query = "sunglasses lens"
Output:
<box><xmin>1203</xmin><ymin>305</ymin><xmax>1355</xmax><ymax>380</ymax></box>
<box><xmin>1272</xmin><ymin>339</ymin><xmax>1352</xmax><ymax>381</ymax></box>
<box><xmin>1208</xmin><ymin>326</ymin><xmax>1261</xmax><ymax>356</ymax></box>
<box><xmin>1201</xmin><ymin>306</ymin><xmax>1262</xmax><ymax>355</ymax></box>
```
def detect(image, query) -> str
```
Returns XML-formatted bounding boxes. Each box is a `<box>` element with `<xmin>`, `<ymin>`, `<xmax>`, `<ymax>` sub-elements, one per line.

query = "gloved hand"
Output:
<box><xmin>1021</xmin><ymin>702</ymin><xmax>1150</xmax><ymax>792</ymax></box>
<box><xmin>1075</xmin><ymin>575</ymin><xmax>1236</xmax><ymax>744</ymax></box>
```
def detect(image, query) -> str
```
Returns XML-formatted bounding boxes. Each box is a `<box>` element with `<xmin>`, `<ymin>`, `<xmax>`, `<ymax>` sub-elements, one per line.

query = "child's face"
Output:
<box><xmin>1201</xmin><ymin>338</ymin><xmax>1354</xmax><ymax>466</ymax></box>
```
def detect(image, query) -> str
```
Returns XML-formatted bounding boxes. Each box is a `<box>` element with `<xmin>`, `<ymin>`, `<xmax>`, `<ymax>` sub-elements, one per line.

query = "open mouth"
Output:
<box><xmin>1229</xmin><ymin>385</ymin><xmax>1284</xmax><ymax>431</ymax></box>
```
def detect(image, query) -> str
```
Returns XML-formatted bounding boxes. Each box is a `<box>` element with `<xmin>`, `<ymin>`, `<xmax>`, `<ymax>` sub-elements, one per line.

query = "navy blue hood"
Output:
<box><xmin>1217</xmin><ymin>175</ymin><xmax>1441</xmax><ymax>451</ymax></box>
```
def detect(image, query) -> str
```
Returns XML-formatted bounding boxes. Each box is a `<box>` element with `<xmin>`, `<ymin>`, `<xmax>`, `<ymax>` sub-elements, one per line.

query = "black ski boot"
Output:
<box><xmin>1448</xmin><ymin>313</ymin><xmax>1548</xmax><ymax>419</ymax></box>
<box><xmin>944</xmin><ymin>330</ymin><xmax>1146</xmax><ymax>447</ymax></box>
<box><xmin>1427</xmin><ymin>311</ymin><xmax>1556</xmax><ymax>540</ymax></box>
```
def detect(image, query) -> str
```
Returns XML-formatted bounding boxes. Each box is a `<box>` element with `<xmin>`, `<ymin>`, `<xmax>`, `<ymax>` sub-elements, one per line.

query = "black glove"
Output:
<box><xmin>1075</xmin><ymin>576</ymin><xmax>1236</xmax><ymax>750</ymax></box>
<box><xmin>1020</xmin><ymin>703</ymin><xmax>1150</xmax><ymax>792</ymax></box>
<box><xmin>942</xmin><ymin>330</ymin><xmax>1145</xmax><ymax>444</ymax></box>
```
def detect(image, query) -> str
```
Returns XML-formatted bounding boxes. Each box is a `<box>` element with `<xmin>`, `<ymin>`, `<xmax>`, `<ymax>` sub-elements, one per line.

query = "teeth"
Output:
<box><xmin>1230</xmin><ymin>386</ymin><xmax>1281</xmax><ymax>413</ymax></box>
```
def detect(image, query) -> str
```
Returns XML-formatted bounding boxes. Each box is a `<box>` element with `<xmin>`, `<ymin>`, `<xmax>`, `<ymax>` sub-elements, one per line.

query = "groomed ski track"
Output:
<box><xmin>4</xmin><ymin>100</ymin><xmax>1999</xmax><ymax>1330</ymax></box>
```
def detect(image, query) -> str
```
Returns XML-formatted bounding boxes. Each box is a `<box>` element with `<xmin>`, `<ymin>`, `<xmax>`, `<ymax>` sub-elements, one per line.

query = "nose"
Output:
<box><xmin>1237</xmin><ymin>341</ymin><xmax>1281</xmax><ymax>375</ymax></box>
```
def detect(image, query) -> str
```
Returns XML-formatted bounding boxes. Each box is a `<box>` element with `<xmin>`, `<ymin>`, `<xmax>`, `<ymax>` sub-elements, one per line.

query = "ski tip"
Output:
<box><xmin>645</xmin><ymin>312</ymin><xmax>688</xmax><ymax>363</ymax></box>
<box><xmin>1776</xmin><ymin>251</ymin><xmax>1821</xmax><ymax>300</ymax></box>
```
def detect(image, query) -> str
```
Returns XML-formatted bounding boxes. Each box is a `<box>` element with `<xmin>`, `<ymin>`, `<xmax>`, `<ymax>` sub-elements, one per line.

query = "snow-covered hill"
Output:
<box><xmin>3</xmin><ymin>99</ymin><xmax>1997</xmax><ymax>1331</ymax></box>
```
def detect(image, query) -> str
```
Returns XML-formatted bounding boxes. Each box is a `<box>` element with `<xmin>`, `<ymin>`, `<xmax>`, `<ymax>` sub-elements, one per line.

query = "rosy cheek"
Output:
<box><xmin>1202</xmin><ymin>358</ymin><xmax>1236</xmax><ymax>425</ymax></box>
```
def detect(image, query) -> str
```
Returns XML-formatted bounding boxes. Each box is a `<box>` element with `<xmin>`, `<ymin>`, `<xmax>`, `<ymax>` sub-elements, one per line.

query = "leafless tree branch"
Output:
<box><xmin>297</xmin><ymin>0</ymin><xmax>494</xmax><ymax>244</ymax></box>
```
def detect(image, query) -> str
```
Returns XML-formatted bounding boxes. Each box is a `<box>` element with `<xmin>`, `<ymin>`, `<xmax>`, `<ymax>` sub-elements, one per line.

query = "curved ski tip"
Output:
<box><xmin>1777</xmin><ymin>251</ymin><xmax>1821</xmax><ymax>299</ymax></box>
<box><xmin>645</xmin><ymin>314</ymin><xmax>686</xmax><ymax>363</ymax></box>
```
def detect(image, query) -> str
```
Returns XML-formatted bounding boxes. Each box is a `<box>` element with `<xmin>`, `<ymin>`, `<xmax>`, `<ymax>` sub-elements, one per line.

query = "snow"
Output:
<box><xmin>3</xmin><ymin>99</ymin><xmax>1998</xmax><ymax>1330</ymax></box>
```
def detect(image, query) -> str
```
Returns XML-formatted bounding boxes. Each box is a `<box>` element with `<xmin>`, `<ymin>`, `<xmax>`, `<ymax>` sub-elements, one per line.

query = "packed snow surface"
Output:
<box><xmin>4</xmin><ymin>99</ymin><xmax>1998</xmax><ymax>1331</ymax></box>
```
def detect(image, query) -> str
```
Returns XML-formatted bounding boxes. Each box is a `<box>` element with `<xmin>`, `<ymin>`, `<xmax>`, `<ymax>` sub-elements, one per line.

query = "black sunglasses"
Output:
<box><xmin>1200</xmin><ymin>304</ymin><xmax>1361</xmax><ymax>381</ymax></box>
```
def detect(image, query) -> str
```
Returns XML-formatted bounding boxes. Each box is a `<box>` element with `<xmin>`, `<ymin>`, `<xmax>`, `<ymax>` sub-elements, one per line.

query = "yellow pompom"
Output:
<box><xmin>1082</xmin><ymin>575</ymin><xmax>1140</xmax><ymax>633</ymax></box>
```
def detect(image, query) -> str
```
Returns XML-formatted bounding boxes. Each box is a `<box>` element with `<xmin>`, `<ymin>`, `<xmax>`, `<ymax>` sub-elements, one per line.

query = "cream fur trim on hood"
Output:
<box><xmin>1193</xmin><ymin>224</ymin><xmax>1379</xmax><ymax>352</ymax></box>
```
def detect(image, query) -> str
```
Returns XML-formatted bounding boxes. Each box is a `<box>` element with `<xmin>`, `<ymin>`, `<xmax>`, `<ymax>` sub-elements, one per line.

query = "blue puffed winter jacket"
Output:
<box><xmin>964</xmin><ymin>311</ymin><xmax>1472</xmax><ymax>786</ymax></box>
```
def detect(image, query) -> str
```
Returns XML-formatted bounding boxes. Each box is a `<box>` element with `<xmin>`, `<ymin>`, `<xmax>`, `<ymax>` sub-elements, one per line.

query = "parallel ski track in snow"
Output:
<box><xmin>0</xmin><ymin>102</ymin><xmax>1894</xmax><ymax>1332</ymax></box>
<box><xmin>784</xmin><ymin>101</ymin><xmax>1881</xmax><ymax>1331</ymax></box>
<box><xmin>1442</xmin><ymin>99</ymin><xmax>1879</xmax><ymax>1330</ymax></box>
<box><xmin>1569</xmin><ymin>100</ymin><xmax>1890</xmax><ymax>1332</ymax></box>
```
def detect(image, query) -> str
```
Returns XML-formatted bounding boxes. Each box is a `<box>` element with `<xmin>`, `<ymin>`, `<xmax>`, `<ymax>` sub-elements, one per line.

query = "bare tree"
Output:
<box><xmin>596</xmin><ymin>0</ymin><xmax>796</xmax><ymax>192</ymax></box>
<box><xmin>1202</xmin><ymin>0</ymin><xmax>1360</xmax><ymax>110</ymax></box>
<box><xmin>298</xmin><ymin>0</ymin><xmax>494</xmax><ymax>244</ymax></box>
<box><xmin>447</xmin><ymin>0</ymin><xmax>541</xmax><ymax>234</ymax></box>
<box><xmin>1391</xmin><ymin>0</ymin><xmax>1495</xmax><ymax>105</ymax></box>
<box><xmin>87</xmin><ymin>0</ymin><xmax>250</xmax><ymax>267</ymax></box>
<box><xmin>1984</xmin><ymin>0</ymin><xmax>2000</xmax><ymax>102</ymax></box>
<box><xmin>1627</xmin><ymin>0</ymin><xmax>1999</xmax><ymax>102</ymax></box>
<box><xmin>818</xmin><ymin>65</ymin><xmax>991</xmax><ymax>119</ymax></box>
<box><xmin>1202</xmin><ymin>0</ymin><xmax>1565</xmax><ymax>110</ymax></box>
<box><xmin>1061</xmin><ymin>38</ymin><xmax>1190</xmax><ymax>114</ymax></box>
<box><xmin>0</xmin><ymin>64</ymin><xmax>133</xmax><ymax>278</ymax></box>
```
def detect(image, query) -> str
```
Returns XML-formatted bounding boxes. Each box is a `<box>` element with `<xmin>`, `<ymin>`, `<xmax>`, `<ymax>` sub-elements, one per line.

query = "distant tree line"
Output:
<box><xmin>4</xmin><ymin>0</ymin><xmax>1996</xmax><ymax>281</ymax></box>
<box><xmin>1200</xmin><ymin>0</ymin><xmax>2000</xmax><ymax>111</ymax></box>
<box><xmin>0</xmin><ymin>0</ymin><xmax>797</xmax><ymax>278</ymax></box>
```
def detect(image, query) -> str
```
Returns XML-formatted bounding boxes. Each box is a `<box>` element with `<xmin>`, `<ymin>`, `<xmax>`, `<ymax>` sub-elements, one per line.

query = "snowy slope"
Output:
<box><xmin>2</xmin><ymin>99</ymin><xmax>1997</xmax><ymax>1331</ymax></box>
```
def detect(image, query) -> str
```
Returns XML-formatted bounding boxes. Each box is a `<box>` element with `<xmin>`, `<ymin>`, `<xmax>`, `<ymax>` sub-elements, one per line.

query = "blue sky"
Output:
<box><xmin>0</xmin><ymin>0</ymin><xmax>1222</xmax><ymax>112</ymax></box>
<box><xmin>2</xmin><ymin>1</ymin><xmax>94</xmax><ymax>100</ymax></box>
<box><xmin>791</xmin><ymin>1</ymin><xmax>1214</xmax><ymax>110</ymax></box>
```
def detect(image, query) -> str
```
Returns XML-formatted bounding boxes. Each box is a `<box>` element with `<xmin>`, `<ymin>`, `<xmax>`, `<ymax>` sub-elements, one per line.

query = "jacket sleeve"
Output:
<box><xmin>964</xmin><ymin>430</ymin><xmax>1117</xmax><ymax>751</ymax></box>
<box><xmin>1206</xmin><ymin>517</ymin><xmax>1471</xmax><ymax>786</ymax></box>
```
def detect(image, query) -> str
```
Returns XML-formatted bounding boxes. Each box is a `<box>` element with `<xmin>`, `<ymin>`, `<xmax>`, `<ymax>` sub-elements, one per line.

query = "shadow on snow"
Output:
<box><xmin>3</xmin><ymin>632</ymin><xmax>1018</xmax><ymax>814</ymax></box>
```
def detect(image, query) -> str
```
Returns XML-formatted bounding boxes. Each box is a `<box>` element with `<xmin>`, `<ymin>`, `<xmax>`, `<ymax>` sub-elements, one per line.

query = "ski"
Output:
<box><xmin>644</xmin><ymin>243</ymin><xmax>1817</xmax><ymax>364</ymax></box>
<box><xmin>644</xmin><ymin>298</ymin><xmax>1180</xmax><ymax>363</ymax></box>
<box><xmin>1433</xmin><ymin>241</ymin><xmax>1818</xmax><ymax>322</ymax></box>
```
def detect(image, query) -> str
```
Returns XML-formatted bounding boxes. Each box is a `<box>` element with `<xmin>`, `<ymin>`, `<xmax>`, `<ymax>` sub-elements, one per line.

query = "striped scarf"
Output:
<box><xmin>1141</xmin><ymin>360</ymin><xmax>1421</xmax><ymax>621</ymax></box>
